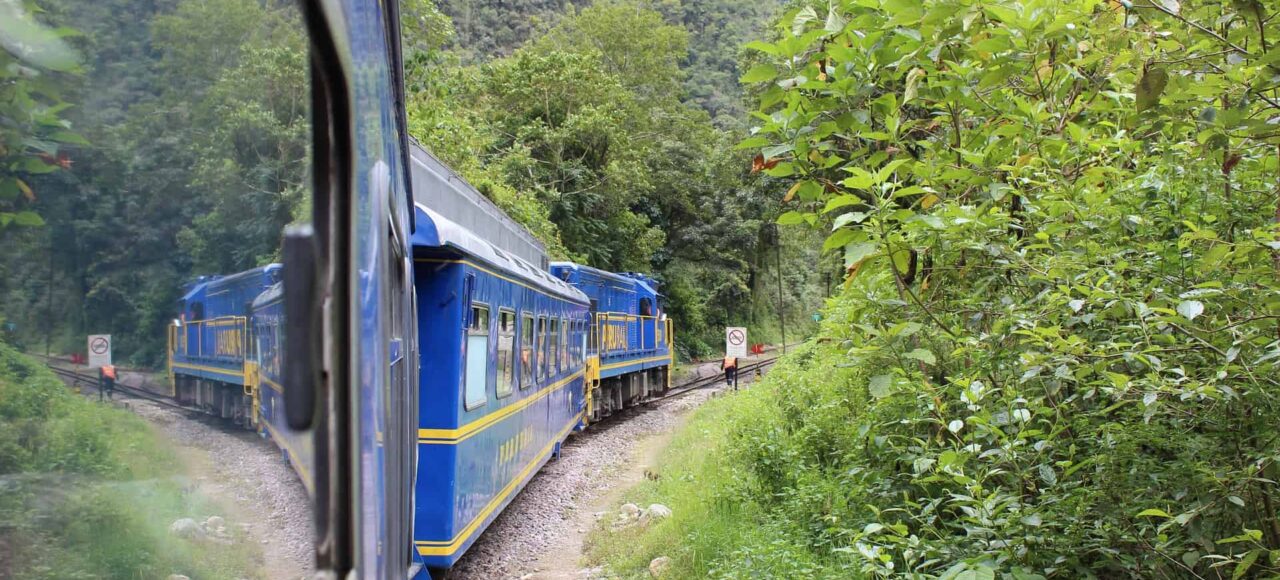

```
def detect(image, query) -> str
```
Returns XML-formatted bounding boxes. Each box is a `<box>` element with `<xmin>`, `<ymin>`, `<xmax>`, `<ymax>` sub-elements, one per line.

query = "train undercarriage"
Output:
<box><xmin>587</xmin><ymin>366</ymin><xmax>669</xmax><ymax>422</ymax></box>
<box><xmin>174</xmin><ymin>376</ymin><xmax>255</xmax><ymax>428</ymax></box>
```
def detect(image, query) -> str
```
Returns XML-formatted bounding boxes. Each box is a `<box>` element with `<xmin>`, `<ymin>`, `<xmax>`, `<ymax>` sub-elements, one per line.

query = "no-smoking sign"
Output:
<box><xmin>87</xmin><ymin>334</ymin><xmax>112</xmax><ymax>368</ymax></box>
<box><xmin>725</xmin><ymin>327</ymin><xmax>747</xmax><ymax>358</ymax></box>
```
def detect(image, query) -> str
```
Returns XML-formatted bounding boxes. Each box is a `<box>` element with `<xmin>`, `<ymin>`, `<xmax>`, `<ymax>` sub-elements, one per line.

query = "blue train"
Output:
<box><xmin>168</xmin><ymin>146</ymin><xmax>674</xmax><ymax>573</ymax></box>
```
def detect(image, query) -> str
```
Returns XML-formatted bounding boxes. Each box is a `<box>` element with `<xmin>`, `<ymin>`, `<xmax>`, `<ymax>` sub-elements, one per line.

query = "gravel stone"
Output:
<box><xmin>450</xmin><ymin>358</ymin><xmax>768</xmax><ymax>579</ymax></box>
<box><xmin>648</xmin><ymin>556</ymin><xmax>671</xmax><ymax>578</ymax></box>
<box><xmin>169</xmin><ymin>518</ymin><xmax>204</xmax><ymax>539</ymax></box>
<box><xmin>106</xmin><ymin>393</ymin><xmax>313</xmax><ymax>576</ymax></box>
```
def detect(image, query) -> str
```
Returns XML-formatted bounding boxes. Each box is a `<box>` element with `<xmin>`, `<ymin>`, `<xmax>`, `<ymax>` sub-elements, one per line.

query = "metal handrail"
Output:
<box><xmin>172</xmin><ymin>316</ymin><xmax>249</xmax><ymax>361</ymax></box>
<box><xmin>591</xmin><ymin>311</ymin><xmax>670</xmax><ymax>358</ymax></box>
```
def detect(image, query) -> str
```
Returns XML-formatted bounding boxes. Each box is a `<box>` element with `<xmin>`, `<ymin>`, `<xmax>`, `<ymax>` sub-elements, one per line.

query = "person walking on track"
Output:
<box><xmin>721</xmin><ymin>355</ymin><xmax>738</xmax><ymax>389</ymax></box>
<box><xmin>98</xmin><ymin>364</ymin><xmax>116</xmax><ymax>401</ymax></box>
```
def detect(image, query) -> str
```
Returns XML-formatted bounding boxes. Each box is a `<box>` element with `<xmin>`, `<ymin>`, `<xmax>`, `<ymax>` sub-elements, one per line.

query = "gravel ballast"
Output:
<box><xmin>452</xmin><ymin>360</ymin><xmax>766</xmax><ymax>579</ymax></box>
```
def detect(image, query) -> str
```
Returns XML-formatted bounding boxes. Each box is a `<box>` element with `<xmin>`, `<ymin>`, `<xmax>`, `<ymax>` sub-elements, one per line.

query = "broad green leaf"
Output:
<box><xmin>1136</xmin><ymin>508</ymin><xmax>1172</xmax><ymax>518</ymax></box>
<box><xmin>831</xmin><ymin>211</ymin><xmax>868</xmax><ymax>230</ymax></box>
<box><xmin>1136</xmin><ymin>66</ymin><xmax>1169</xmax><ymax>112</ymax></box>
<box><xmin>13</xmin><ymin>211</ymin><xmax>44</xmax><ymax>227</ymax></box>
<box><xmin>777</xmin><ymin>211</ymin><xmax>807</xmax><ymax>226</ymax></box>
<box><xmin>843</xmin><ymin>242</ymin><xmax>877</xmax><ymax>267</ymax></box>
<box><xmin>1177</xmin><ymin>300</ymin><xmax>1204</xmax><ymax>321</ymax></box>
<box><xmin>868</xmin><ymin>374</ymin><xmax>893</xmax><ymax>398</ymax></box>
<box><xmin>905</xmin><ymin>348</ymin><xmax>936</xmax><ymax>365</ymax></box>
<box><xmin>890</xmin><ymin>247</ymin><xmax>911</xmax><ymax>275</ymax></box>
<box><xmin>823</xmin><ymin>228</ymin><xmax>860</xmax><ymax>252</ymax></box>
<box><xmin>742</xmin><ymin>40</ymin><xmax>780</xmax><ymax>55</ymax></box>
<box><xmin>824</xmin><ymin>3</ymin><xmax>846</xmax><ymax>33</ymax></box>
<box><xmin>876</xmin><ymin>159</ymin><xmax>911</xmax><ymax>184</ymax></box>
<box><xmin>842</xmin><ymin>168</ymin><xmax>875</xmax><ymax>189</ymax></box>
<box><xmin>761</xmin><ymin>143</ymin><xmax>793</xmax><ymax>159</ymax></box>
<box><xmin>823</xmin><ymin>195</ymin><xmax>863</xmax><ymax>213</ymax></box>
<box><xmin>1233</xmin><ymin>549</ymin><xmax>1259</xmax><ymax>580</ymax></box>
<box><xmin>1218</xmin><ymin>529</ymin><xmax>1264</xmax><ymax>544</ymax></box>
<box><xmin>740</xmin><ymin>63</ymin><xmax>779</xmax><ymax>84</ymax></box>
<box><xmin>888</xmin><ymin>321</ymin><xmax>922</xmax><ymax>337</ymax></box>
<box><xmin>903</xmin><ymin>67</ymin><xmax>925</xmax><ymax>103</ymax></box>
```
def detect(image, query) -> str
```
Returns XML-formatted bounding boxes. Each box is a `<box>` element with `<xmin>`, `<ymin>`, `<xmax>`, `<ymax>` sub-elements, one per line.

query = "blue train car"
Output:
<box><xmin>250</xmin><ymin>283</ymin><xmax>315</xmax><ymax>494</ymax></box>
<box><xmin>169</xmin><ymin>264</ymin><xmax>282</xmax><ymax>426</ymax></box>
<box><xmin>410</xmin><ymin>204</ymin><xmax>590</xmax><ymax>571</ymax></box>
<box><xmin>550</xmin><ymin>262</ymin><xmax>673</xmax><ymax>422</ymax></box>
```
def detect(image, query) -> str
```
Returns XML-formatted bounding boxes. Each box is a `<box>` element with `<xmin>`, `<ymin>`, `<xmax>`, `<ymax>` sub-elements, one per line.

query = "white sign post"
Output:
<box><xmin>87</xmin><ymin>334</ymin><xmax>112</xmax><ymax>368</ymax></box>
<box><xmin>725</xmin><ymin>327</ymin><xmax>747</xmax><ymax>359</ymax></box>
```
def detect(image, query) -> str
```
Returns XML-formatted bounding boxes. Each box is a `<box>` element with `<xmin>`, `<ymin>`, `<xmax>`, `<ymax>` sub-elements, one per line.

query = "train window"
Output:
<box><xmin>548</xmin><ymin>318</ymin><xmax>560</xmax><ymax>376</ymax></box>
<box><xmin>497</xmin><ymin>310</ymin><xmax>515</xmax><ymax>398</ymax></box>
<box><xmin>465</xmin><ymin>304</ymin><xmax>490</xmax><ymax>410</ymax></box>
<box><xmin>1</xmin><ymin>0</ymin><xmax>317</xmax><ymax>575</ymax></box>
<box><xmin>520</xmin><ymin>312</ymin><xmax>534</xmax><ymax>389</ymax></box>
<box><xmin>537</xmin><ymin>316</ymin><xmax>547</xmax><ymax>382</ymax></box>
<box><xmin>640</xmin><ymin>297</ymin><xmax>653</xmax><ymax>317</ymax></box>
<box><xmin>570</xmin><ymin>320</ymin><xmax>579</xmax><ymax>367</ymax></box>
<box><xmin>559</xmin><ymin>317</ymin><xmax>568</xmax><ymax>370</ymax></box>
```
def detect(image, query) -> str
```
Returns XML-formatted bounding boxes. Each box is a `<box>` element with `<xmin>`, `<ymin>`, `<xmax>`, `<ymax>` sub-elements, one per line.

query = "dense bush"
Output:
<box><xmin>595</xmin><ymin>0</ymin><xmax>1280</xmax><ymax>578</ymax></box>
<box><xmin>0</xmin><ymin>340</ymin><xmax>257</xmax><ymax>578</ymax></box>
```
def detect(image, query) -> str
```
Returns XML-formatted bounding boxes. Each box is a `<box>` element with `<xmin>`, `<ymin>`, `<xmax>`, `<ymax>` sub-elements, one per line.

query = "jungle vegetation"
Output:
<box><xmin>590</xmin><ymin>0</ymin><xmax>1280</xmax><ymax>578</ymax></box>
<box><xmin>0</xmin><ymin>0</ymin><xmax>824</xmax><ymax>365</ymax></box>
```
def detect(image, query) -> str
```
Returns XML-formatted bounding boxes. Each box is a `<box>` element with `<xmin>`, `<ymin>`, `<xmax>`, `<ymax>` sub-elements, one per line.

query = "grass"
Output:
<box><xmin>585</xmin><ymin>345</ymin><xmax>858</xmax><ymax>579</ymax></box>
<box><xmin>0</xmin><ymin>339</ymin><xmax>262</xmax><ymax>579</ymax></box>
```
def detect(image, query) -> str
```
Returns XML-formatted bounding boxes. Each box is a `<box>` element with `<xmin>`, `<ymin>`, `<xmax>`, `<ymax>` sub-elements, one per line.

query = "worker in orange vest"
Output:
<box><xmin>721</xmin><ymin>355</ymin><xmax>737</xmax><ymax>389</ymax></box>
<box><xmin>98</xmin><ymin>364</ymin><xmax>116</xmax><ymax>401</ymax></box>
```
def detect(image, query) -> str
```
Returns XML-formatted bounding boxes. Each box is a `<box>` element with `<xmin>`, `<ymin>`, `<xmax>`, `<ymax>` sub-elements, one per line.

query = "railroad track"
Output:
<box><xmin>649</xmin><ymin>345</ymin><xmax>794</xmax><ymax>404</ymax></box>
<box><xmin>42</xmin><ymin>362</ymin><xmax>198</xmax><ymax>414</ymax></box>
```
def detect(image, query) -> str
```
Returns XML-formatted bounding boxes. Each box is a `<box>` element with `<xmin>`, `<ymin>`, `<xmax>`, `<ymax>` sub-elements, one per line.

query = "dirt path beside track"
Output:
<box><xmin>453</xmin><ymin>357</ymin><xmax>774</xmax><ymax>580</ymax></box>
<box><xmin>50</xmin><ymin>369</ymin><xmax>314</xmax><ymax>579</ymax></box>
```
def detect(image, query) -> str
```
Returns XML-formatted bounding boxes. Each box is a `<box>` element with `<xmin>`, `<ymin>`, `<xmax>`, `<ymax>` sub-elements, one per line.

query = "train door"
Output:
<box><xmin>284</xmin><ymin>0</ymin><xmax>418</xmax><ymax>578</ymax></box>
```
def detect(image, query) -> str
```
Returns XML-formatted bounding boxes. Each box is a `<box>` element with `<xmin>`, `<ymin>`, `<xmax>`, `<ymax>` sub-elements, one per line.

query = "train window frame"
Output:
<box><xmin>464</xmin><ymin>303</ymin><xmax>491</xmax><ymax>411</ymax></box>
<box><xmin>520</xmin><ymin>311</ymin><xmax>534</xmax><ymax>389</ymax></box>
<box><xmin>558</xmin><ymin>317</ymin><xmax>568</xmax><ymax>371</ymax></box>
<box><xmin>578</xmin><ymin>319</ymin><xmax>585</xmax><ymax>366</ymax></box>
<box><xmin>497</xmin><ymin>309</ymin><xmax>515</xmax><ymax>398</ymax></box>
<box><xmin>548</xmin><ymin>317</ymin><xmax>560</xmax><ymax>377</ymax></box>
<box><xmin>537</xmin><ymin>315</ymin><xmax>548</xmax><ymax>382</ymax></box>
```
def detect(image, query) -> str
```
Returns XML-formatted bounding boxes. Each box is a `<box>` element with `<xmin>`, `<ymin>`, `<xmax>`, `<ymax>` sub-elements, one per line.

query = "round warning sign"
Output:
<box><xmin>87</xmin><ymin>334</ymin><xmax>112</xmax><ymax>368</ymax></box>
<box><xmin>725</xmin><ymin>327</ymin><xmax>747</xmax><ymax>358</ymax></box>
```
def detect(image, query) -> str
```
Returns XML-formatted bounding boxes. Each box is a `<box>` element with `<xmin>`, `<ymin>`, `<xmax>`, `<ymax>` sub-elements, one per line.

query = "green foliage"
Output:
<box><xmin>0</xmin><ymin>0</ymin><xmax>309</xmax><ymax>365</ymax></box>
<box><xmin>0</xmin><ymin>340</ymin><xmax>258</xmax><ymax>578</ymax></box>
<box><xmin>602</xmin><ymin>0</ymin><xmax>1280</xmax><ymax>577</ymax></box>
<box><xmin>407</xmin><ymin>0</ymin><xmax>830</xmax><ymax>354</ymax></box>
<box><xmin>0</xmin><ymin>0</ymin><xmax>83</xmax><ymax>230</ymax></box>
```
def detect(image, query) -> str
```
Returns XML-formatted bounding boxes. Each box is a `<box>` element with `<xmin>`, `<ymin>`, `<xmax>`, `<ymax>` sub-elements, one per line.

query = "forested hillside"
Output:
<box><xmin>0</xmin><ymin>0</ymin><xmax>309</xmax><ymax>365</ymax></box>
<box><xmin>593</xmin><ymin>0</ymin><xmax>1280</xmax><ymax>578</ymax></box>
<box><xmin>436</xmin><ymin>0</ymin><xmax>781</xmax><ymax>123</ymax></box>
<box><xmin>1</xmin><ymin>0</ymin><xmax>824</xmax><ymax>363</ymax></box>
<box><xmin>409</xmin><ymin>0</ymin><xmax>824</xmax><ymax>355</ymax></box>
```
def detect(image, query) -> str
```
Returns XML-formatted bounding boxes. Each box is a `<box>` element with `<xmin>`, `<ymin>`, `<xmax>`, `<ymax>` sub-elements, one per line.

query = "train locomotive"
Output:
<box><xmin>167</xmin><ymin>143</ymin><xmax>675</xmax><ymax>573</ymax></box>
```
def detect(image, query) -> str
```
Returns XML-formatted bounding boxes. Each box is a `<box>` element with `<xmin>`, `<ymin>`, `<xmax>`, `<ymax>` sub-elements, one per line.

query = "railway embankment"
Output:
<box><xmin>453</xmin><ymin>355</ymin><xmax>778</xmax><ymax>579</ymax></box>
<box><xmin>32</xmin><ymin>350</ymin><xmax>315</xmax><ymax>578</ymax></box>
<box><xmin>0</xmin><ymin>340</ymin><xmax>263</xmax><ymax>578</ymax></box>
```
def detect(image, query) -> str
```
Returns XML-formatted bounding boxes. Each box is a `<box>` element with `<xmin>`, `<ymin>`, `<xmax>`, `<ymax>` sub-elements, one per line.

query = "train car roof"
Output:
<box><xmin>409</xmin><ymin>142</ymin><xmax>548</xmax><ymax>270</ymax></box>
<box><xmin>206</xmin><ymin>264</ymin><xmax>281</xmax><ymax>292</ymax></box>
<box><xmin>413</xmin><ymin>204</ymin><xmax>587</xmax><ymax>304</ymax></box>
<box><xmin>179</xmin><ymin>264</ymin><xmax>281</xmax><ymax>304</ymax></box>
<box><xmin>251</xmin><ymin>281</ymin><xmax>283</xmax><ymax>310</ymax></box>
<box><xmin>550</xmin><ymin>262</ymin><xmax>662</xmax><ymax>297</ymax></box>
